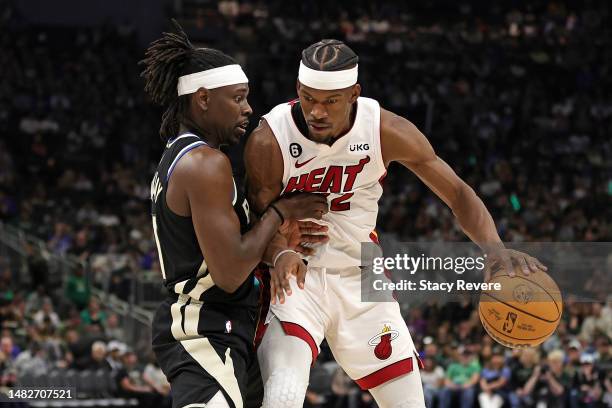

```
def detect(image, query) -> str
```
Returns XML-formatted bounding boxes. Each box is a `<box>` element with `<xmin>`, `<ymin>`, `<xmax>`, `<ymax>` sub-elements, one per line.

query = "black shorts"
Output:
<box><xmin>152</xmin><ymin>294</ymin><xmax>263</xmax><ymax>408</ymax></box>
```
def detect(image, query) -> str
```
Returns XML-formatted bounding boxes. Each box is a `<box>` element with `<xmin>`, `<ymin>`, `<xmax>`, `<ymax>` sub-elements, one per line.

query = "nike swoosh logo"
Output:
<box><xmin>295</xmin><ymin>157</ymin><xmax>315</xmax><ymax>168</ymax></box>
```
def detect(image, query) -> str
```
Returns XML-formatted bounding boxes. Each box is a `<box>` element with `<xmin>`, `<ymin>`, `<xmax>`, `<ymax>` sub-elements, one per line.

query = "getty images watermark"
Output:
<box><xmin>360</xmin><ymin>241</ymin><xmax>612</xmax><ymax>304</ymax></box>
<box><xmin>371</xmin><ymin>253</ymin><xmax>501</xmax><ymax>293</ymax></box>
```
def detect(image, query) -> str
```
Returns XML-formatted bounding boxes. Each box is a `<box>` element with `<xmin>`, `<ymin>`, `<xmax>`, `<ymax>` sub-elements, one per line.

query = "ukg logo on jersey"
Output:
<box><xmin>348</xmin><ymin>143</ymin><xmax>369</xmax><ymax>154</ymax></box>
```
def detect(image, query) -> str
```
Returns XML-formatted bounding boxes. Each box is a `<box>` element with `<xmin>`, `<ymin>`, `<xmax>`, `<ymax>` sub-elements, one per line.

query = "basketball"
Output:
<box><xmin>479</xmin><ymin>267</ymin><xmax>563</xmax><ymax>348</ymax></box>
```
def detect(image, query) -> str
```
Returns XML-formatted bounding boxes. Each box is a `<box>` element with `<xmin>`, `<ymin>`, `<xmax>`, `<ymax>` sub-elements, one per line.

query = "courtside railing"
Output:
<box><xmin>0</xmin><ymin>221</ymin><xmax>154</xmax><ymax>356</ymax></box>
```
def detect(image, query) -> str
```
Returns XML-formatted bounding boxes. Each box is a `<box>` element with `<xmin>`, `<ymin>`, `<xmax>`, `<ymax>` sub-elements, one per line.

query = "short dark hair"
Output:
<box><xmin>301</xmin><ymin>39</ymin><xmax>358</xmax><ymax>71</ymax></box>
<box><xmin>140</xmin><ymin>20</ymin><xmax>238</xmax><ymax>141</ymax></box>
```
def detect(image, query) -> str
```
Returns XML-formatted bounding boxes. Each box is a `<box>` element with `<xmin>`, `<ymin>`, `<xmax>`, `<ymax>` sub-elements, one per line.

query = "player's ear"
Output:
<box><xmin>194</xmin><ymin>87</ymin><xmax>210</xmax><ymax>112</ymax></box>
<box><xmin>349</xmin><ymin>84</ymin><xmax>361</xmax><ymax>103</ymax></box>
<box><xmin>296</xmin><ymin>80</ymin><xmax>301</xmax><ymax>95</ymax></box>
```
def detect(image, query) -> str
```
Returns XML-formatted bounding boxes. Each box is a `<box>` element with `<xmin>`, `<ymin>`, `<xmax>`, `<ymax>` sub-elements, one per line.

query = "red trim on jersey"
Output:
<box><xmin>288</xmin><ymin>98</ymin><xmax>299</xmax><ymax>106</ymax></box>
<box><xmin>355</xmin><ymin>357</ymin><xmax>414</xmax><ymax>390</ymax></box>
<box><xmin>279</xmin><ymin>321</ymin><xmax>319</xmax><ymax>366</ymax></box>
<box><xmin>378</xmin><ymin>171</ymin><xmax>387</xmax><ymax>186</ymax></box>
<box><xmin>414</xmin><ymin>351</ymin><xmax>425</xmax><ymax>369</ymax></box>
<box><xmin>369</xmin><ymin>230</ymin><xmax>399</xmax><ymax>300</ymax></box>
<box><xmin>369</xmin><ymin>231</ymin><xmax>379</xmax><ymax>244</ymax></box>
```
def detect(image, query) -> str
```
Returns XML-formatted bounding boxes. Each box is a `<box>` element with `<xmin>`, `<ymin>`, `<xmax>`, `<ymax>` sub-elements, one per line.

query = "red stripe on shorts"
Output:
<box><xmin>355</xmin><ymin>357</ymin><xmax>414</xmax><ymax>390</ymax></box>
<box><xmin>279</xmin><ymin>321</ymin><xmax>319</xmax><ymax>366</ymax></box>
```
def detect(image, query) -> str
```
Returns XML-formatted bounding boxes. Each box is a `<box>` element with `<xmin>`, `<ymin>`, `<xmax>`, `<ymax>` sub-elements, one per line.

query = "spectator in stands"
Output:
<box><xmin>0</xmin><ymin>335</ymin><xmax>18</xmax><ymax>386</ymax></box>
<box><xmin>604</xmin><ymin>370</ymin><xmax>612</xmax><ymax>407</ymax></box>
<box><xmin>115</xmin><ymin>350</ymin><xmax>170</xmax><ymax>408</ymax></box>
<box><xmin>581</xmin><ymin>302</ymin><xmax>612</xmax><ymax>343</ymax></box>
<box><xmin>565</xmin><ymin>299</ymin><xmax>583</xmax><ymax>337</ymax></box>
<box><xmin>67</xmin><ymin>228</ymin><xmax>92</xmax><ymax>262</ymax></box>
<box><xmin>47</xmin><ymin>222</ymin><xmax>72</xmax><ymax>255</ymax></box>
<box><xmin>508</xmin><ymin>347</ymin><xmax>541</xmax><ymax>407</ymax></box>
<box><xmin>80</xmin><ymin>296</ymin><xmax>106</xmax><ymax>326</ymax></box>
<box><xmin>478</xmin><ymin>350</ymin><xmax>511</xmax><ymax>408</ymax></box>
<box><xmin>304</xmin><ymin>388</ymin><xmax>326</xmax><ymax>406</ymax></box>
<box><xmin>64</xmin><ymin>328</ymin><xmax>89</xmax><ymax>370</ymax></box>
<box><xmin>594</xmin><ymin>335</ymin><xmax>610</xmax><ymax>366</ymax></box>
<box><xmin>439</xmin><ymin>347</ymin><xmax>480</xmax><ymax>408</ymax></box>
<box><xmin>570</xmin><ymin>353</ymin><xmax>603</xmax><ymax>407</ymax></box>
<box><xmin>83</xmin><ymin>341</ymin><xmax>112</xmax><ymax>371</ymax></box>
<box><xmin>8</xmin><ymin>291</ymin><xmax>26</xmax><ymax>329</ymax></box>
<box><xmin>33</xmin><ymin>297</ymin><xmax>61</xmax><ymax>331</ymax></box>
<box><xmin>142</xmin><ymin>353</ymin><xmax>170</xmax><ymax>398</ymax></box>
<box><xmin>13</xmin><ymin>341</ymin><xmax>47</xmax><ymax>380</ymax></box>
<box><xmin>0</xmin><ymin>274</ymin><xmax>14</xmax><ymax>311</ymax></box>
<box><xmin>104</xmin><ymin>312</ymin><xmax>126</xmax><ymax>343</ymax></box>
<box><xmin>420</xmin><ymin>355</ymin><xmax>445</xmax><ymax>408</ymax></box>
<box><xmin>330</xmin><ymin>366</ymin><xmax>360</xmax><ymax>407</ymax></box>
<box><xmin>533</xmin><ymin>349</ymin><xmax>570</xmax><ymax>408</ymax></box>
<box><xmin>565</xmin><ymin>339</ymin><xmax>582</xmax><ymax>378</ymax></box>
<box><xmin>423</xmin><ymin>337</ymin><xmax>447</xmax><ymax>368</ymax></box>
<box><xmin>39</xmin><ymin>324</ymin><xmax>69</xmax><ymax>369</ymax></box>
<box><xmin>24</xmin><ymin>285</ymin><xmax>47</xmax><ymax>315</ymax></box>
<box><xmin>65</xmin><ymin>266</ymin><xmax>90</xmax><ymax>310</ymax></box>
<box><xmin>23</xmin><ymin>243</ymin><xmax>49</xmax><ymax>290</ymax></box>
<box><xmin>64</xmin><ymin>305</ymin><xmax>83</xmax><ymax>330</ymax></box>
<box><xmin>1</xmin><ymin>334</ymin><xmax>20</xmax><ymax>360</ymax></box>
<box><xmin>106</xmin><ymin>340</ymin><xmax>126</xmax><ymax>371</ymax></box>
<box><xmin>407</xmin><ymin>308</ymin><xmax>428</xmax><ymax>339</ymax></box>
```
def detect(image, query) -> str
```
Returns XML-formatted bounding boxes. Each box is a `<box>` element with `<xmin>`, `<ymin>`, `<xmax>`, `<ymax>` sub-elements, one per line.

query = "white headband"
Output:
<box><xmin>177</xmin><ymin>64</ymin><xmax>248</xmax><ymax>96</ymax></box>
<box><xmin>298</xmin><ymin>61</ymin><xmax>358</xmax><ymax>90</ymax></box>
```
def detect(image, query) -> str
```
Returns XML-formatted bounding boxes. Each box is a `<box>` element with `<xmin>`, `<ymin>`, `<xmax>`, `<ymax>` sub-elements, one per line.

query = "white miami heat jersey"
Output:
<box><xmin>263</xmin><ymin>97</ymin><xmax>386</xmax><ymax>268</ymax></box>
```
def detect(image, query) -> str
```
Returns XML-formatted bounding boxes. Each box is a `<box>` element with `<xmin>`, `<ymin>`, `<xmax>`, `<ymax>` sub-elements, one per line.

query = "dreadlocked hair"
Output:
<box><xmin>301</xmin><ymin>39</ymin><xmax>359</xmax><ymax>71</ymax></box>
<box><xmin>140</xmin><ymin>19</ymin><xmax>238</xmax><ymax>141</ymax></box>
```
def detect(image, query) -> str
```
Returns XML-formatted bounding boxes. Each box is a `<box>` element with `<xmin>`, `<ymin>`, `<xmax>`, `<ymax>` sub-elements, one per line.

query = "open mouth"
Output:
<box><xmin>235</xmin><ymin>120</ymin><xmax>249</xmax><ymax>135</ymax></box>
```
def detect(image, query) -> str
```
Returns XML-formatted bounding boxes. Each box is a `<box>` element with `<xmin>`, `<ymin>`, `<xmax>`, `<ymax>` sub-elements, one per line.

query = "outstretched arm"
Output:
<box><xmin>380</xmin><ymin>109</ymin><xmax>545</xmax><ymax>278</ymax></box>
<box><xmin>380</xmin><ymin>109</ymin><xmax>501</xmax><ymax>247</ymax></box>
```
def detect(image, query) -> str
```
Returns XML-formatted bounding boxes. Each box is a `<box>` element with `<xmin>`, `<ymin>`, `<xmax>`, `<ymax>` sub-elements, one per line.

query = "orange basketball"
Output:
<box><xmin>478</xmin><ymin>267</ymin><xmax>562</xmax><ymax>348</ymax></box>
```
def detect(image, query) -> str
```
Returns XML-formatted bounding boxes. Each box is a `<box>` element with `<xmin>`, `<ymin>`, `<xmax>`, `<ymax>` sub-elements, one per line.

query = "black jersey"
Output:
<box><xmin>150</xmin><ymin>132</ymin><xmax>256</xmax><ymax>307</ymax></box>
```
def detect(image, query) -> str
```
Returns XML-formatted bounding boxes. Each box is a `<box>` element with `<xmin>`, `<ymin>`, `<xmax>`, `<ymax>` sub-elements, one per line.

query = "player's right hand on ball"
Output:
<box><xmin>270</xmin><ymin>251</ymin><xmax>307</xmax><ymax>304</ymax></box>
<box><xmin>274</xmin><ymin>193</ymin><xmax>329</xmax><ymax>220</ymax></box>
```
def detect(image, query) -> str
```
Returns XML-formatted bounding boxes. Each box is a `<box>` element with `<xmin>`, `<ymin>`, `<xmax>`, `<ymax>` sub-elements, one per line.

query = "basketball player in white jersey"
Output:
<box><xmin>244</xmin><ymin>39</ymin><xmax>546</xmax><ymax>407</ymax></box>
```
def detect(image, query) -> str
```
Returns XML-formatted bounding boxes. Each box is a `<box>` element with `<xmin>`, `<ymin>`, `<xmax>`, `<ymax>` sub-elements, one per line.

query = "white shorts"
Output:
<box><xmin>265</xmin><ymin>266</ymin><xmax>423</xmax><ymax>390</ymax></box>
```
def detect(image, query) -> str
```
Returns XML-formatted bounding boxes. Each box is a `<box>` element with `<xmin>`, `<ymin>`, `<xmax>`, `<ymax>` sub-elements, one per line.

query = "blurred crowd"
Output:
<box><xmin>0</xmin><ymin>0</ymin><xmax>611</xmax><ymax>406</ymax></box>
<box><xmin>0</xmin><ymin>255</ymin><xmax>170</xmax><ymax>406</ymax></box>
<box><xmin>304</xmin><ymin>295</ymin><xmax>612</xmax><ymax>407</ymax></box>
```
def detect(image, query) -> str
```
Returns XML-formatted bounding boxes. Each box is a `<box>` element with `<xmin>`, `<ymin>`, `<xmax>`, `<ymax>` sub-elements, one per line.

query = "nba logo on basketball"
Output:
<box><xmin>368</xmin><ymin>324</ymin><xmax>400</xmax><ymax>360</ymax></box>
<box><xmin>502</xmin><ymin>312</ymin><xmax>517</xmax><ymax>333</ymax></box>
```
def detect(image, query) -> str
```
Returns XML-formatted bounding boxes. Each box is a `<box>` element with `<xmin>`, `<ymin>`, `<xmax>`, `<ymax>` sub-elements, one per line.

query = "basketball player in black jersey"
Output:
<box><xmin>141</xmin><ymin>22</ymin><xmax>328</xmax><ymax>408</ymax></box>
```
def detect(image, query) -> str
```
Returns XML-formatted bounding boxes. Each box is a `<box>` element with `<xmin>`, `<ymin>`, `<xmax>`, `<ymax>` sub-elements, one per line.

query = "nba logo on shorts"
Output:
<box><xmin>225</xmin><ymin>320</ymin><xmax>232</xmax><ymax>334</ymax></box>
<box><xmin>502</xmin><ymin>312</ymin><xmax>517</xmax><ymax>333</ymax></box>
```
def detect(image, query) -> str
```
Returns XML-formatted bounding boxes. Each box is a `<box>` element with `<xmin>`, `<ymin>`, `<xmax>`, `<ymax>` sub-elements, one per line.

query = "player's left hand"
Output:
<box><xmin>270</xmin><ymin>250</ymin><xmax>307</xmax><ymax>304</ymax></box>
<box><xmin>280</xmin><ymin>220</ymin><xmax>329</xmax><ymax>255</ymax></box>
<box><xmin>484</xmin><ymin>247</ymin><xmax>547</xmax><ymax>281</ymax></box>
